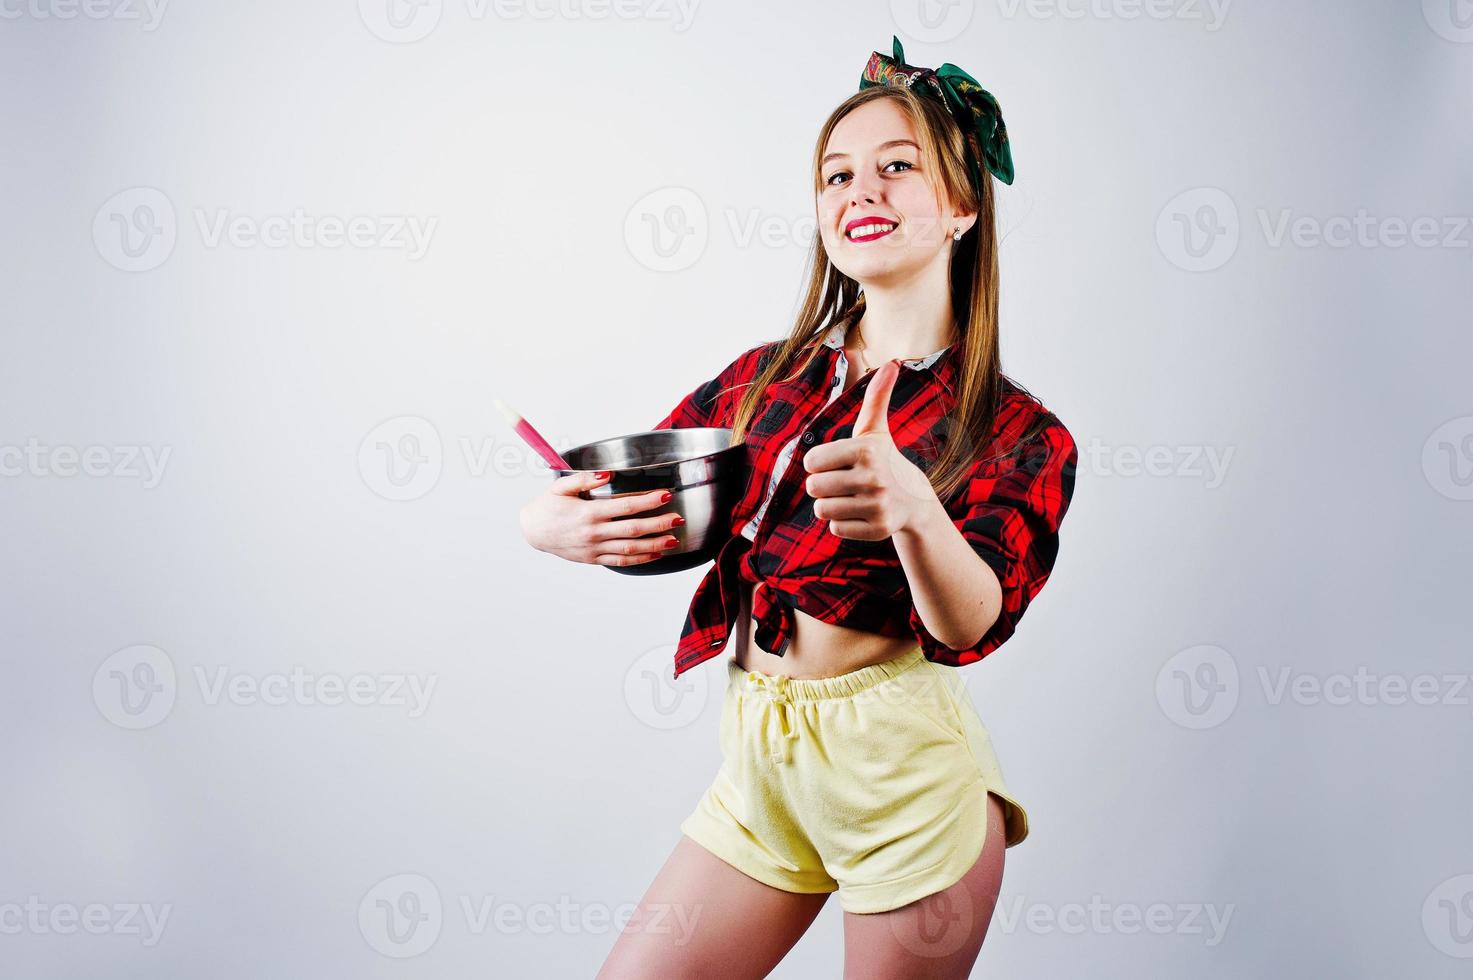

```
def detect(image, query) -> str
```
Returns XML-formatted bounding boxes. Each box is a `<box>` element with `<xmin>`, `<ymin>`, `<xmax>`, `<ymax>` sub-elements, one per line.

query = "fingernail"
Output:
<box><xmin>671</xmin><ymin>515</ymin><xmax>686</xmax><ymax>527</ymax></box>
<box><xmin>663</xmin><ymin>537</ymin><xmax>679</xmax><ymax>549</ymax></box>
<box><xmin>659</xmin><ymin>490</ymin><xmax>673</xmax><ymax>503</ymax></box>
<box><xmin>594</xmin><ymin>471</ymin><xmax>611</xmax><ymax>480</ymax></box>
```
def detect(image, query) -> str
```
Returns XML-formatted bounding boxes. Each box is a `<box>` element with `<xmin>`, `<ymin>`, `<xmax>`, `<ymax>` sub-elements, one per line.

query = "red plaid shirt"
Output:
<box><xmin>653</xmin><ymin>320</ymin><xmax>1078</xmax><ymax>680</ymax></box>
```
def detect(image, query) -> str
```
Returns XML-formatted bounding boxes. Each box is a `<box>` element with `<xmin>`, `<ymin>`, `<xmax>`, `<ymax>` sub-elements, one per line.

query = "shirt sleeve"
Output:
<box><xmin>650</xmin><ymin>343</ymin><xmax>770</xmax><ymax>431</ymax></box>
<box><xmin>908</xmin><ymin>413</ymin><xmax>1079</xmax><ymax>667</ymax></box>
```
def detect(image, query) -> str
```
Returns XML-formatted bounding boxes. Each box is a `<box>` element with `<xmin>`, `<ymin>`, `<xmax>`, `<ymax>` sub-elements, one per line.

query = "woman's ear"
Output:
<box><xmin>935</xmin><ymin>188</ymin><xmax>978</xmax><ymax>241</ymax></box>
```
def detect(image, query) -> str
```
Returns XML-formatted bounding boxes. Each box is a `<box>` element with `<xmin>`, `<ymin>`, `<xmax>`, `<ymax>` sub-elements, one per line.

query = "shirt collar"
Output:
<box><xmin>819</xmin><ymin>317</ymin><xmax>958</xmax><ymax>397</ymax></box>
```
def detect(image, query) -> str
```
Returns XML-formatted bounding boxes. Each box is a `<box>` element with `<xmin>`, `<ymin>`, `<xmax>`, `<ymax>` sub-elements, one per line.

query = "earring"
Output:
<box><xmin>953</xmin><ymin>228</ymin><xmax>962</xmax><ymax>241</ymax></box>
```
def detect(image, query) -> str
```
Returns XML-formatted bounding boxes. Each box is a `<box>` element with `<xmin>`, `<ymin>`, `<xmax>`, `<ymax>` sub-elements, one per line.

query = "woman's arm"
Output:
<box><xmin>804</xmin><ymin>359</ymin><xmax>1079</xmax><ymax>666</ymax></box>
<box><xmin>893</xmin><ymin>497</ymin><xmax>1003</xmax><ymax>650</ymax></box>
<box><xmin>902</xmin><ymin>411</ymin><xmax>1079</xmax><ymax>666</ymax></box>
<box><xmin>651</xmin><ymin>342</ymin><xmax>771</xmax><ymax>431</ymax></box>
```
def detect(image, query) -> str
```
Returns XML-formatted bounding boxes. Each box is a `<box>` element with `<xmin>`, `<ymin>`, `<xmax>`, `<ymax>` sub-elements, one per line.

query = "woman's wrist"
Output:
<box><xmin>894</xmin><ymin>488</ymin><xmax>950</xmax><ymax>545</ymax></box>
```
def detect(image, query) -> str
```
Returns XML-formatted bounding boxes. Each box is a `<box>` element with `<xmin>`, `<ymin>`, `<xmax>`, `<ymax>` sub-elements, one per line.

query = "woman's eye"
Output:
<box><xmin>824</xmin><ymin>160</ymin><xmax>914</xmax><ymax>186</ymax></box>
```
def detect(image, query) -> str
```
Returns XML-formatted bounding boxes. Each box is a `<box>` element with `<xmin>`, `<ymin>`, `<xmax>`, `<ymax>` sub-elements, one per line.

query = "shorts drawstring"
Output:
<box><xmin>746</xmin><ymin>670</ymin><xmax>799</xmax><ymax>764</ymax></box>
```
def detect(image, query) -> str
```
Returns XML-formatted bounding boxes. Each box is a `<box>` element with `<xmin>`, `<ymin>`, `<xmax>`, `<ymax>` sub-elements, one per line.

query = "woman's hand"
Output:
<box><xmin>519</xmin><ymin>470</ymin><xmax>685</xmax><ymax>567</ymax></box>
<box><xmin>800</xmin><ymin>359</ymin><xmax>940</xmax><ymax>541</ymax></box>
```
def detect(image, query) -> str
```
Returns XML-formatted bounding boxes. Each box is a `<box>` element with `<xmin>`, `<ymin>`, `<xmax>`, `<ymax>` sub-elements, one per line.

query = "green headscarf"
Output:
<box><xmin>859</xmin><ymin>35</ymin><xmax>1015</xmax><ymax>190</ymax></box>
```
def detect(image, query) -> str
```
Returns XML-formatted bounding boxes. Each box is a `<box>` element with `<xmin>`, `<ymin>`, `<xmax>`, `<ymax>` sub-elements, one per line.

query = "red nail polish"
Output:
<box><xmin>594</xmin><ymin>471</ymin><xmax>611</xmax><ymax>480</ymax></box>
<box><xmin>671</xmin><ymin>515</ymin><xmax>686</xmax><ymax>527</ymax></box>
<box><xmin>659</xmin><ymin>491</ymin><xmax>673</xmax><ymax>503</ymax></box>
<box><xmin>664</xmin><ymin>537</ymin><xmax>679</xmax><ymax>548</ymax></box>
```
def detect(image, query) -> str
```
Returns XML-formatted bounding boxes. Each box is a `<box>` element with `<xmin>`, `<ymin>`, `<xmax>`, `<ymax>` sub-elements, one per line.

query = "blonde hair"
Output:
<box><xmin>725</xmin><ymin>83</ymin><xmax>1050</xmax><ymax>503</ymax></box>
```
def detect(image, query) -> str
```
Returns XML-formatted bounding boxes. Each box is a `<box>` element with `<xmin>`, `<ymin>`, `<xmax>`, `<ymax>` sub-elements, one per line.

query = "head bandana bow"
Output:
<box><xmin>858</xmin><ymin>35</ymin><xmax>1015</xmax><ymax>190</ymax></box>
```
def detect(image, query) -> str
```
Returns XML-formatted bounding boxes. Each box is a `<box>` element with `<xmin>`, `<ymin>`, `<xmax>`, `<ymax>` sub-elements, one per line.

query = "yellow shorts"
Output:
<box><xmin>679</xmin><ymin>646</ymin><xmax>1029</xmax><ymax>915</ymax></box>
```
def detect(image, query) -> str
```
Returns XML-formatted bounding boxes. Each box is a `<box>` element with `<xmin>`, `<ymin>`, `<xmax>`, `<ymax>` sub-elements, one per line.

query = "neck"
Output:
<box><xmin>851</xmin><ymin>260</ymin><xmax>958</xmax><ymax>362</ymax></box>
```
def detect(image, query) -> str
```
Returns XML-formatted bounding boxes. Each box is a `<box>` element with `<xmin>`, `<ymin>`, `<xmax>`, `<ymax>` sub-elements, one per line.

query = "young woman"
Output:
<box><xmin>521</xmin><ymin>38</ymin><xmax>1078</xmax><ymax>979</ymax></box>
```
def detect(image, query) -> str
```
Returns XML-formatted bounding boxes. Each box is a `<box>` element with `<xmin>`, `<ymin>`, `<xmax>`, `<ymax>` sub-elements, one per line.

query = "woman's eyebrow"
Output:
<box><xmin>821</xmin><ymin>139</ymin><xmax>920</xmax><ymax>166</ymax></box>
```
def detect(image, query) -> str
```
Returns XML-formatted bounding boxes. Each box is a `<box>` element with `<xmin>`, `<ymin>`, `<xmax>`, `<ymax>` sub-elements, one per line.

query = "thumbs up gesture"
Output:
<box><xmin>800</xmin><ymin>359</ymin><xmax>940</xmax><ymax>541</ymax></box>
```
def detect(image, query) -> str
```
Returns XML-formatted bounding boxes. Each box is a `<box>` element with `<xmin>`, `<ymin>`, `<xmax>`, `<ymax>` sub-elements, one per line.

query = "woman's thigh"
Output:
<box><xmin>597</xmin><ymin>834</ymin><xmax>830</xmax><ymax>980</ymax></box>
<box><xmin>839</xmin><ymin>792</ymin><xmax>1008</xmax><ymax>980</ymax></box>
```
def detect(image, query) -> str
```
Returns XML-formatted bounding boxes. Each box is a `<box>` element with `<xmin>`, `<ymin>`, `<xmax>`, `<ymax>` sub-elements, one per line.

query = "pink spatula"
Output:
<box><xmin>493</xmin><ymin>398</ymin><xmax>573</xmax><ymax>470</ymax></box>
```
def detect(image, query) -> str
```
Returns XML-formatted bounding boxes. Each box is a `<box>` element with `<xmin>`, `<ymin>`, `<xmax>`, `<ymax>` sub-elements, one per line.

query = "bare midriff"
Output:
<box><xmin>730</xmin><ymin>576</ymin><xmax>917</xmax><ymax>679</ymax></box>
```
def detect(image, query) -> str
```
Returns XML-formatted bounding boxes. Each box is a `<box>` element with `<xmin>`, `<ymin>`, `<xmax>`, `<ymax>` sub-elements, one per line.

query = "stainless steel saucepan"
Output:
<box><xmin>550</xmin><ymin>427</ymin><xmax>746</xmax><ymax>575</ymax></box>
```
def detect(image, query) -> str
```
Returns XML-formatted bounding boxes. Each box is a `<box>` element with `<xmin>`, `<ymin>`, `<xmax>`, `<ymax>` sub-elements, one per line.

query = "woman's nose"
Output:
<box><xmin>848</xmin><ymin>169</ymin><xmax>881</xmax><ymax>206</ymax></box>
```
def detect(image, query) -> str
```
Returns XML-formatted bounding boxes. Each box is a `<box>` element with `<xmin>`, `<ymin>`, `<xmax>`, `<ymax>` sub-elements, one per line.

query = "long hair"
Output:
<box><xmin>724</xmin><ymin>83</ymin><xmax>1052</xmax><ymax>504</ymax></box>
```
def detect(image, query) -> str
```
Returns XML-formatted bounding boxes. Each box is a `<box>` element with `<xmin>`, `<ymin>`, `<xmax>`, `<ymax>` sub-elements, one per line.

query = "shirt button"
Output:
<box><xmin>801</xmin><ymin>431</ymin><xmax>816</xmax><ymax>445</ymax></box>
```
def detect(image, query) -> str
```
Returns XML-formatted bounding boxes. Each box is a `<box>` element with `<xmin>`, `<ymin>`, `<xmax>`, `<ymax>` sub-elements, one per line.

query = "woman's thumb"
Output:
<box><xmin>553</xmin><ymin>469</ymin><xmax>610</xmax><ymax>495</ymax></box>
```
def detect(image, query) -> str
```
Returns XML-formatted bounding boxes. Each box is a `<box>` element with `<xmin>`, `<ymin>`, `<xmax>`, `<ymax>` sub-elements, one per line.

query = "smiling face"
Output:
<box><xmin>817</xmin><ymin>97</ymin><xmax>974</xmax><ymax>288</ymax></box>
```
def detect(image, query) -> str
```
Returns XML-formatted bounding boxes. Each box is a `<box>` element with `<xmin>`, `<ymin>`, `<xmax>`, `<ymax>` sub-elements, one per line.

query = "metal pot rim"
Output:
<box><xmin>550</xmin><ymin>427</ymin><xmax>744</xmax><ymax>476</ymax></box>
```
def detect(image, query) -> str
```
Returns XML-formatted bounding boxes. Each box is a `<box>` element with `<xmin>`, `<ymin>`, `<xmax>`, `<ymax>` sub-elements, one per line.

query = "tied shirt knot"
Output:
<box><xmin>739</xmin><ymin>550</ymin><xmax>793</xmax><ymax>658</ymax></box>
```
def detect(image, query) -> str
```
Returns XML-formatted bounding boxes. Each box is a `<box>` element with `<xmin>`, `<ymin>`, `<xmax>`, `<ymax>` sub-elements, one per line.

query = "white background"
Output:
<box><xmin>2</xmin><ymin>0</ymin><xmax>1471</xmax><ymax>976</ymax></box>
